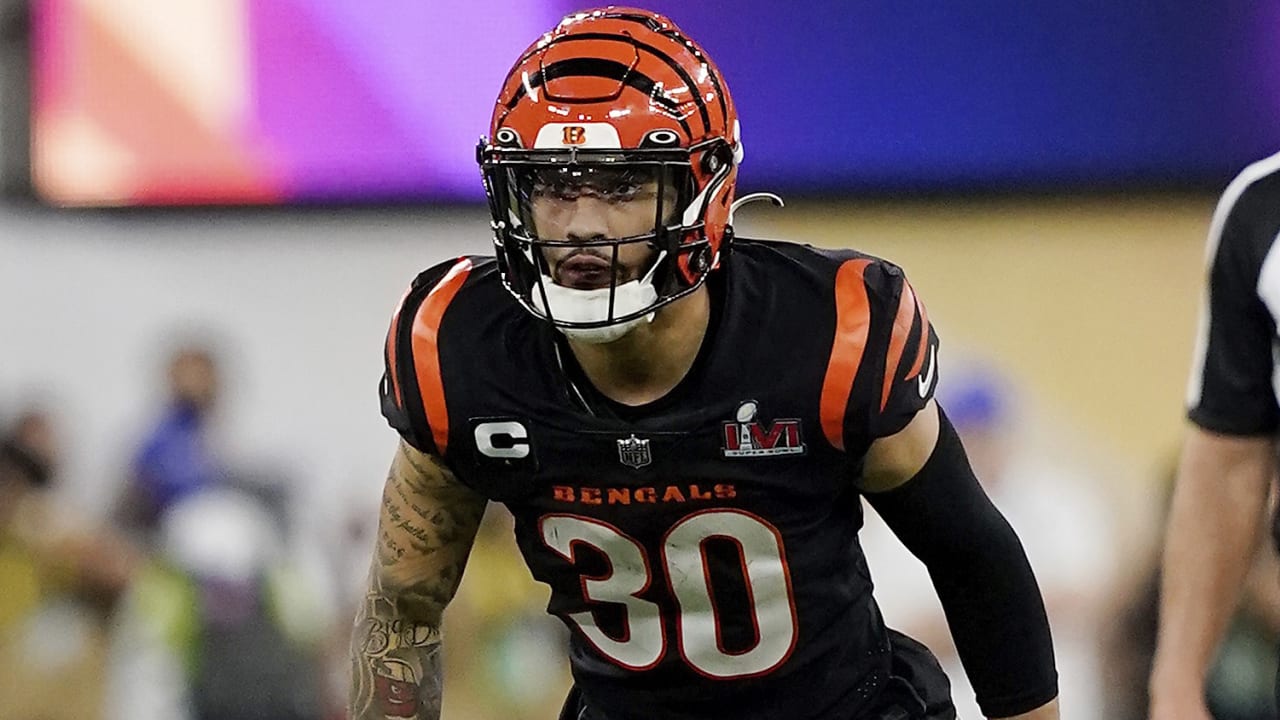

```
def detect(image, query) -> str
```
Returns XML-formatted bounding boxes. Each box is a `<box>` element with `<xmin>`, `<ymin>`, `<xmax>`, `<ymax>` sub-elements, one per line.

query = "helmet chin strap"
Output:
<box><xmin>534</xmin><ymin>251</ymin><xmax>667</xmax><ymax>345</ymax></box>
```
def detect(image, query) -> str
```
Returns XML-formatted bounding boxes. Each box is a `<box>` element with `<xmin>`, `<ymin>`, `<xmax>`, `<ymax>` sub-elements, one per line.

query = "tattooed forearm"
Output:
<box><xmin>379</xmin><ymin>531</ymin><xmax>407</xmax><ymax>564</ymax></box>
<box><xmin>395</xmin><ymin>520</ymin><xmax>435</xmax><ymax>552</ymax></box>
<box><xmin>349</xmin><ymin>442</ymin><xmax>487</xmax><ymax>720</ymax></box>
<box><xmin>350</xmin><ymin>573</ymin><xmax>445</xmax><ymax>719</ymax></box>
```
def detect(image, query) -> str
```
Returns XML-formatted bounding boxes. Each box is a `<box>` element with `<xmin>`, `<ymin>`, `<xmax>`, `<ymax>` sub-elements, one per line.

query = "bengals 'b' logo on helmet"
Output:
<box><xmin>562</xmin><ymin>126</ymin><xmax>587</xmax><ymax>145</ymax></box>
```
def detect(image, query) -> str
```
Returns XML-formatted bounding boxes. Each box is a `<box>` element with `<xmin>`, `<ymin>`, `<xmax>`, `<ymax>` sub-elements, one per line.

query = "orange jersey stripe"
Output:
<box><xmin>904</xmin><ymin>290</ymin><xmax>931</xmax><ymax>381</ymax></box>
<box><xmin>820</xmin><ymin>259</ymin><xmax>873</xmax><ymax>451</ymax></box>
<box><xmin>410</xmin><ymin>258</ymin><xmax>473</xmax><ymax>456</ymax></box>
<box><xmin>385</xmin><ymin>288</ymin><xmax>412</xmax><ymax>410</ymax></box>
<box><xmin>880</xmin><ymin>280</ymin><xmax>918</xmax><ymax>412</ymax></box>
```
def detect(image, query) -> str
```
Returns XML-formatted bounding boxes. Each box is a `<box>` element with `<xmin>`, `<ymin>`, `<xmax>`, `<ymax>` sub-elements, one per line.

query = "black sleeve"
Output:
<box><xmin>1187</xmin><ymin>169</ymin><xmax>1280</xmax><ymax>435</ymax></box>
<box><xmin>865</xmin><ymin>409</ymin><xmax>1057</xmax><ymax>718</ymax></box>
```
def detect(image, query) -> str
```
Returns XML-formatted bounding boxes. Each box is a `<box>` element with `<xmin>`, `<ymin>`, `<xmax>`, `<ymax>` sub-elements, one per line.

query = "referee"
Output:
<box><xmin>1151</xmin><ymin>150</ymin><xmax>1280</xmax><ymax>720</ymax></box>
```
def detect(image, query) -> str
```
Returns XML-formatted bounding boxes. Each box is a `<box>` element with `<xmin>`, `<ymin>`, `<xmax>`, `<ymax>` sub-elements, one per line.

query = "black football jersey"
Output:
<box><xmin>380</xmin><ymin>238</ymin><xmax>939</xmax><ymax>720</ymax></box>
<box><xmin>1187</xmin><ymin>150</ymin><xmax>1280</xmax><ymax>436</ymax></box>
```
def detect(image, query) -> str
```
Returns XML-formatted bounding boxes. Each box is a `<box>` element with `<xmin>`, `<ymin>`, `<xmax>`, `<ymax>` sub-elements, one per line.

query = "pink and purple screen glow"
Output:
<box><xmin>32</xmin><ymin>0</ymin><xmax>570</xmax><ymax>205</ymax></box>
<box><xmin>30</xmin><ymin>2</ymin><xmax>1280</xmax><ymax>206</ymax></box>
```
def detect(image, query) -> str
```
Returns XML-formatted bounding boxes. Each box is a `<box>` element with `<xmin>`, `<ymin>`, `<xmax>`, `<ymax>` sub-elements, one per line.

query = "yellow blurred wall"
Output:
<box><xmin>754</xmin><ymin>192</ymin><xmax>1217</xmax><ymax>484</ymax></box>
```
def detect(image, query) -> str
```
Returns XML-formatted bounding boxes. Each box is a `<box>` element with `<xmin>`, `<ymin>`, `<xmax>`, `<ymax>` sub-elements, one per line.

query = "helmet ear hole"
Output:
<box><xmin>672</xmin><ymin>242</ymin><xmax>715</xmax><ymax>287</ymax></box>
<box><xmin>700</xmin><ymin>144</ymin><xmax>734</xmax><ymax>177</ymax></box>
<box><xmin>689</xmin><ymin>245</ymin><xmax>711</xmax><ymax>274</ymax></box>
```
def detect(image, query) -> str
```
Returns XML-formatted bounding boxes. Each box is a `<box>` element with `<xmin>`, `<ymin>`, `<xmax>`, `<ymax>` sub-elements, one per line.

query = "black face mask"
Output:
<box><xmin>478</xmin><ymin>138</ymin><xmax>732</xmax><ymax>331</ymax></box>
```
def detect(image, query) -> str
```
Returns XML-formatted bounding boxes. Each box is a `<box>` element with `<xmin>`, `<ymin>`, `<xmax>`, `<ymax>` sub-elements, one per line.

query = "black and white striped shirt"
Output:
<box><xmin>1188</xmin><ymin>150</ymin><xmax>1280</xmax><ymax>436</ymax></box>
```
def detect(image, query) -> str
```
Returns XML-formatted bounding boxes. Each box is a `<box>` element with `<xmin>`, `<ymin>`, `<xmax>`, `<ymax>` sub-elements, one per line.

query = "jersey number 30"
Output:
<box><xmin>539</xmin><ymin>509</ymin><xmax>798</xmax><ymax>679</ymax></box>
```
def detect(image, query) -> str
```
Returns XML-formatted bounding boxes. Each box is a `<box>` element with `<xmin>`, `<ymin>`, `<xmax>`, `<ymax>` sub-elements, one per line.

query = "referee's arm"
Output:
<box><xmin>1150</xmin><ymin>429</ymin><xmax>1274</xmax><ymax>719</ymax></box>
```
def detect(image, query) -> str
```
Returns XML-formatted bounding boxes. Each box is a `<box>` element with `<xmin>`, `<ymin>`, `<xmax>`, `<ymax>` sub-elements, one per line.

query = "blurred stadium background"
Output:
<box><xmin>1</xmin><ymin>1</ymin><xmax>1278</xmax><ymax>719</ymax></box>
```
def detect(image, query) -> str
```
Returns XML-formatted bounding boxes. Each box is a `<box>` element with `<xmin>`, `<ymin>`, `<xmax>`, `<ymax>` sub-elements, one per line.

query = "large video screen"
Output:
<box><xmin>30</xmin><ymin>1</ymin><xmax>1280</xmax><ymax>206</ymax></box>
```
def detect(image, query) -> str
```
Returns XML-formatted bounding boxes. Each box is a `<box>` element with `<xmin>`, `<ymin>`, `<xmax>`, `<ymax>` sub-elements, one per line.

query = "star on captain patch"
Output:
<box><xmin>616</xmin><ymin>434</ymin><xmax>652</xmax><ymax>469</ymax></box>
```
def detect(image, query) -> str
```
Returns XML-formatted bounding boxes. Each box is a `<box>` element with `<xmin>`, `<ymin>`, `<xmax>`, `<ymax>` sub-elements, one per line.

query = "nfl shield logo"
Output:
<box><xmin>616</xmin><ymin>434</ymin><xmax>652</xmax><ymax>469</ymax></box>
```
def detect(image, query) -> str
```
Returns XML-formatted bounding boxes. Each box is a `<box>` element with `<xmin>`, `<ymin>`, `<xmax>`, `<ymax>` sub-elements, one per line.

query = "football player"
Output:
<box><xmin>1149</xmin><ymin>151</ymin><xmax>1280</xmax><ymax>720</ymax></box>
<box><xmin>349</xmin><ymin>7</ymin><xmax>1059</xmax><ymax>720</ymax></box>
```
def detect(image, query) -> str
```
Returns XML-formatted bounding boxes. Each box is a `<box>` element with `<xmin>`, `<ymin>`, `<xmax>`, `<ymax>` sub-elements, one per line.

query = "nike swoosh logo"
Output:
<box><xmin>917</xmin><ymin>345</ymin><xmax>937</xmax><ymax>398</ymax></box>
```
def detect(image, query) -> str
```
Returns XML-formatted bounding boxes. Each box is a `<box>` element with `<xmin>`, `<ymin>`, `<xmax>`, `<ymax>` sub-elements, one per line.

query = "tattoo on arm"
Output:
<box><xmin>349</xmin><ymin>443</ymin><xmax>487</xmax><ymax>720</ymax></box>
<box><xmin>350</xmin><ymin>590</ymin><xmax>444</xmax><ymax>719</ymax></box>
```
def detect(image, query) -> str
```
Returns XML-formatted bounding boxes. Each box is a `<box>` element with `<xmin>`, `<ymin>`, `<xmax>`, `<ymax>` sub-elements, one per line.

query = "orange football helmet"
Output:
<box><xmin>477</xmin><ymin>7</ymin><xmax>742</xmax><ymax>332</ymax></box>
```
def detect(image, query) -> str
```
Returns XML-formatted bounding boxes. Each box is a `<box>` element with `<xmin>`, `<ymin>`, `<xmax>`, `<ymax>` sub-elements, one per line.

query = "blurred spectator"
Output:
<box><xmin>101</xmin><ymin>337</ymin><xmax>340</xmax><ymax>720</ymax></box>
<box><xmin>113</xmin><ymin>344</ymin><xmax>227</xmax><ymax>543</ymax></box>
<box><xmin>105</xmin><ymin>486</ymin><xmax>333</xmax><ymax>720</ymax></box>
<box><xmin>0</xmin><ymin>405</ymin><xmax>141</xmax><ymax>720</ymax></box>
<box><xmin>860</xmin><ymin>363</ymin><xmax>1120</xmax><ymax>720</ymax></box>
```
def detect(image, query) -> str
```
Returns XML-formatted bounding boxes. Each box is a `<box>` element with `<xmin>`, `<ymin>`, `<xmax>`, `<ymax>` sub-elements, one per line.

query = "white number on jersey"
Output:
<box><xmin>538</xmin><ymin>509</ymin><xmax>797</xmax><ymax>679</ymax></box>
